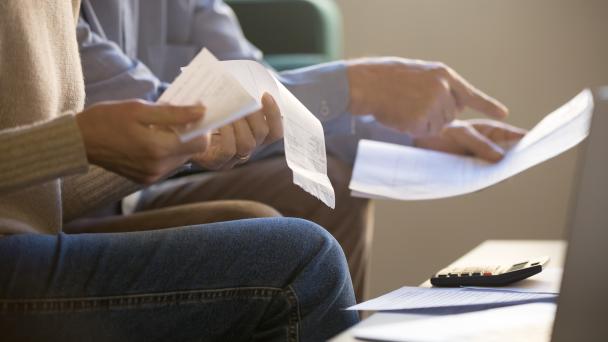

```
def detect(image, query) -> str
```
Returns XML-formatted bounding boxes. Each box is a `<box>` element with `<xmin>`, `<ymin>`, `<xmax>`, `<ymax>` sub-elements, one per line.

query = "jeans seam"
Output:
<box><xmin>284</xmin><ymin>285</ymin><xmax>301</xmax><ymax>342</ymax></box>
<box><xmin>0</xmin><ymin>287</ymin><xmax>286</xmax><ymax>314</ymax></box>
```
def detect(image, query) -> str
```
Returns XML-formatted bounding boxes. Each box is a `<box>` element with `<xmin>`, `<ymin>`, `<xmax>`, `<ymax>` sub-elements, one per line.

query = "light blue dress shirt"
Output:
<box><xmin>79</xmin><ymin>0</ymin><xmax>411</xmax><ymax>164</ymax></box>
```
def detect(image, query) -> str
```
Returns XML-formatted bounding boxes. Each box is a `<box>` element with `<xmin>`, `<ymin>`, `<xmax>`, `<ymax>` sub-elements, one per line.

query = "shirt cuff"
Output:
<box><xmin>278</xmin><ymin>60</ymin><xmax>350</xmax><ymax>123</ymax></box>
<box><xmin>323</xmin><ymin>115</ymin><xmax>412</xmax><ymax>165</ymax></box>
<box><xmin>156</xmin><ymin>82</ymin><xmax>171</xmax><ymax>100</ymax></box>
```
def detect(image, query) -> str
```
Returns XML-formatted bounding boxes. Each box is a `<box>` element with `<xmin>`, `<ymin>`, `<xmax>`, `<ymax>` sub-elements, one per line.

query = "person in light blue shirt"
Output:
<box><xmin>73</xmin><ymin>0</ymin><xmax>526</xmax><ymax>301</ymax></box>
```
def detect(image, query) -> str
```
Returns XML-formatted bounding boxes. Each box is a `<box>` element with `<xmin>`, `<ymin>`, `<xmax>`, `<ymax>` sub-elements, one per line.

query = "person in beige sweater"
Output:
<box><xmin>0</xmin><ymin>1</ymin><xmax>359</xmax><ymax>340</ymax></box>
<box><xmin>0</xmin><ymin>0</ymin><xmax>211</xmax><ymax>235</ymax></box>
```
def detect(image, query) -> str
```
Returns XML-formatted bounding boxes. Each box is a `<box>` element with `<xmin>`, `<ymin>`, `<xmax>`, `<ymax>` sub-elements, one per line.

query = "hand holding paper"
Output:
<box><xmin>350</xmin><ymin>90</ymin><xmax>593</xmax><ymax>200</ymax></box>
<box><xmin>191</xmin><ymin>93</ymin><xmax>282</xmax><ymax>170</ymax></box>
<box><xmin>158</xmin><ymin>49</ymin><xmax>263</xmax><ymax>142</ymax></box>
<box><xmin>77</xmin><ymin>101</ymin><xmax>207</xmax><ymax>184</ymax></box>
<box><xmin>158</xmin><ymin>49</ymin><xmax>336</xmax><ymax>208</ymax></box>
<box><xmin>414</xmin><ymin>119</ymin><xmax>527</xmax><ymax>162</ymax></box>
<box><xmin>346</xmin><ymin>58</ymin><xmax>509</xmax><ymax>136</ymax></box>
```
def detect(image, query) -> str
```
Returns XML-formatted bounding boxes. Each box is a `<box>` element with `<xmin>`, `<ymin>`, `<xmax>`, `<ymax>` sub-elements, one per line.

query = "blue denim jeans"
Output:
<box><xmin>0</xmin><ymin>218</ymin><xmax>358</xmax><ymax>341</ymax></box>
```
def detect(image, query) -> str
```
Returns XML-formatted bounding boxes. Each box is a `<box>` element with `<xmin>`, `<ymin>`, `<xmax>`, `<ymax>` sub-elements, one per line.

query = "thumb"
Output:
<box><xmin>137</xmin><ymin>104</ymin><xmax>205</xmax><ymax>126</ymax></box>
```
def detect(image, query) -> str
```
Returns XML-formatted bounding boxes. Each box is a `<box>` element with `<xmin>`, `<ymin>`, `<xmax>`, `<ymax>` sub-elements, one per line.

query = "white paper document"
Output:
<box><xmin>349</xmin><ymin>90</ymin><xmax>594</xmax><ymax>200</ymax></box>
<box><xmin>347</xmin><ymin>286</ymin><xmax>557</xmax><ymax>311</ymax></box>
<box><xmin>276</xmin><ymin>81</ymin><xmax>336</xmax><ymax>208</ymax></box>
<box><xmin>352</xmin><ymin>302</ymin><xmax>557</xmax><ymax>342</ymax></box>
<box><xmin>158</xmin><ymin>49</ymin><xmax>260</xmax><ymax>142</ymax></box>
<box><xmin>223</xmin><ymin>60</ymin><xmax>335</xmax><ymax>207</ymax></box>
<box><xmin>159</xmin><ymin>49</ymin><xmax>335</xmax><ymax>208</ymax></box>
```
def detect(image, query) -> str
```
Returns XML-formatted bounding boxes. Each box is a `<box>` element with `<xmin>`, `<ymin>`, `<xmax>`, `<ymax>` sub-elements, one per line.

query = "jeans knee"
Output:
<box><xmin>284</xmin><ymin>218</ymin><xmax>341</xmax><ymax>251</ymax></box>
<box><xmin>279</xmin><ymin>218</ymin><xmax>356</xmax><ymax>325</ymax></box>
<box><xmin>283</xmin><ymin>218</ymin><xmax>350</xmax><ymax>279</ymax></box>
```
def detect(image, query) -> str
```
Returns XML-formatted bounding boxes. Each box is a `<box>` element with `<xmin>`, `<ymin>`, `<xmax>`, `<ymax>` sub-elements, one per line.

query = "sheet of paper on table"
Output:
<box><xmin>465</xmin><ymin>267</ymin><xmax>563</xmax><ymax>294</ymax></box>
<box><xmin>347</xmin><ymin>286</ymin><xmax>557</xmax><ymax>311</ymax></box>
<box><xmin>349</xmin><ymin>89</ymin><xmax>594</xmax><ymax>200</ymax></box>
<box><xmin>158</xmin><ymin>49</ymin><xmax>335</xmax><ymax>208</ymax></box>
<box><xmin>352</xmin><ymin>302</ymin><xmax>557</xmax><ymax>342</ymax></box>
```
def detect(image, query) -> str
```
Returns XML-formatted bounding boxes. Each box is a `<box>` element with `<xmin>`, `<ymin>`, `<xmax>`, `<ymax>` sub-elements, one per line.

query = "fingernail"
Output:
<box><xmin>497</xmin><ymin>104</ymin><xmax>509</xmax><ymax>118</ymax></box>
<box><xmin>491</xmin><ymin>145</ymin><xmax>505</xmax><ymax>161</ymax></box>
<box><xmin>264</xmin><ymin>93</ymin><xmax>276</xmax><ymax>105</ymax></box>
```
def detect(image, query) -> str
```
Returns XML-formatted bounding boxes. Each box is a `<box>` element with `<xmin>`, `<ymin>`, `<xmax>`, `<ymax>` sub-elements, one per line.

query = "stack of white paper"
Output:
<box><xmin>349</xmin><ymin>90</ymin><xmax>594</xmax><ymax>200</ymax></box>
<box><xmin>159</xmin><ymin>49</ymin><xmax>335</xmax><ymax>208</ymax></box>
<box><xmin>352</xmin><ymin>302</ymin><xmax>557</xmax><ymax>342</ymax></box>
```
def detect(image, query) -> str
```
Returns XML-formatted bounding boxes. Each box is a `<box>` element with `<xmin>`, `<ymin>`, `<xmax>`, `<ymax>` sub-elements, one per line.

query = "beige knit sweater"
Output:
<box><xmin>0</xmin><ymin>1</ymin><xmax>139</xmax><ymax>235</ymax></box>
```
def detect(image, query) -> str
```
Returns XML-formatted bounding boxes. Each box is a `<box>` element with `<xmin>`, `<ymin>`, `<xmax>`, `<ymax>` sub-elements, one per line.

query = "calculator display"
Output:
<box><xmin>506</xmin><ymin>262</ymin><xmax>528</xmax><ymax>273</ymax></box>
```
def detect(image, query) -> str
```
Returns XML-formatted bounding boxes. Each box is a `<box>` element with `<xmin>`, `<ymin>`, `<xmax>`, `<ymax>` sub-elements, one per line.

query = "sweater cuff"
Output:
<box><xmin>0</xmin><ymin>114</ymin><xmax>88</xmax><ymax>194</ymax></box>
<box><xmin>61</xmin><ymin>165</ymin><xmax>141</xmax><ymax>222</ymax></box>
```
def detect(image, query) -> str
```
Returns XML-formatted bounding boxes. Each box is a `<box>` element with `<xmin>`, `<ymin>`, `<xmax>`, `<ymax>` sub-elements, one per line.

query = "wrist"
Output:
<box><xmin>75</xmin><ymin>110</ymin><xmax>101</xmax><ymax>165</ymax></box>
<box><xmin>412</xmin><ymin>136</ymin><xmax>419</xmax><ymax>147</ymax></box>
<box><xmin>346</xmin><ymin>60</ymin><xmax>377</xmax><ymax>115</ymax></box>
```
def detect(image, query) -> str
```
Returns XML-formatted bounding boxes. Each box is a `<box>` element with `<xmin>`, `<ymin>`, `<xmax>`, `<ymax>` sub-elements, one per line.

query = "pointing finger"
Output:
<box><xmin>444</xmin><ymin>70</ymin><xmax>509</xmax><ymax>119</ymax></box>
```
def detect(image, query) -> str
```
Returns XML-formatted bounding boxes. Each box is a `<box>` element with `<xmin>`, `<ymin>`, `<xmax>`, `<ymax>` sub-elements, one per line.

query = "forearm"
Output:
<box><xmin>277</xmin><ymin>61</ymin><xmax>351</xmax><ymax>123</ymax></box>
<box><xmin>253</xmin><ymin>111</ymin><xmax>412</xmax><ymax>166</ymax></box>
<box><xmin>257</xmin><ymin>62</ymin><xmax>413</xmax><ymax>164</ymax></box>
<box><xmin>189</xmin><ymin>0</ymin><xmax>263</xmax><ymax>62</ymax></box>
<box><xmin>0</xmin><ymin>114</ymin><xmax>88</xmax><ymax>195</ymax></box>
<box><xmin>78</xmin><ymin>18</ymin><xmax>167</xmax><ymax>105</ymax></box>
<box><xmin>324</xmin><ymin>115</ymin><xmax>413</xmax><ymax>165</ymax></box>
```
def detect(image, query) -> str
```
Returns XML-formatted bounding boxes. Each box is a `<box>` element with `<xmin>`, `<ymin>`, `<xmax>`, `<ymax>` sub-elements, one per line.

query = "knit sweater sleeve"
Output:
<box><xmin>0</xmin><ymin>113</ymin><xmax>89</xmax><ymax>195</ymax></box>
<box><xmin>61</xmin><ymin>165</ymin><xmax>142</xmax><ymax>222</ymax></box>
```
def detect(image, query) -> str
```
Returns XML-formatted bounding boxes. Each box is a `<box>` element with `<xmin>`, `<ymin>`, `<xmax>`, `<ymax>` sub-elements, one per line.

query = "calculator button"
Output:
<box><xmin>471</xmin><ymin>272</ymin><xmax>481</xmax><ymax>276</ymax></box>
<box><xmin>437</xmin><ymin>274</ymin><xmax>448</xmax><ymax>278</ymax></box>
<box><xmin>459</xmin><ymin>273</ymin><xmax>470</xmax><ymax>277</ymax></box>
<box><xmin>483</xmin><ymin>272</ymin><xmax>493</xmax><ymax>276</ymax></box>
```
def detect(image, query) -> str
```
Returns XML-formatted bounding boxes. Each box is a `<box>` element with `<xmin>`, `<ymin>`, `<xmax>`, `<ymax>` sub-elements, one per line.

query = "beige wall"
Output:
<box><xmin>332</xmin><ymin>0</ymin><xmax>608</xmax><ymax>298</ymax></box>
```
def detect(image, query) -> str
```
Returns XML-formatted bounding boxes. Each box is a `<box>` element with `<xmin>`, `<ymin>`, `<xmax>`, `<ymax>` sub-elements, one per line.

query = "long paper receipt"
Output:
<box><xmin>158</xmin><ymin>49</ymin><xmax>335</xmax><ymax>208</ymax></box>
<box><xmin>349</xmin><ymin>89</ymin><xmax>594</xmax><ymax>200</ymax></box>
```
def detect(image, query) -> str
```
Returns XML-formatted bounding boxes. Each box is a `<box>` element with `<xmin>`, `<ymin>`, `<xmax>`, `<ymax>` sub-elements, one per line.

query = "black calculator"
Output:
<box><xmin>430</xmin><ymin>257</ymin><xmax>550</xmax><ymax>287</ymax></box>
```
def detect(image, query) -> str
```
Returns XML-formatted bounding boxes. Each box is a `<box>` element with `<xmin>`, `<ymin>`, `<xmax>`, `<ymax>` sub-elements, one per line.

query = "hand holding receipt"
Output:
<box><xmin>159</xmin><ymin>49</ymin><xmax>335</xmax><ymax>207</ymax></box>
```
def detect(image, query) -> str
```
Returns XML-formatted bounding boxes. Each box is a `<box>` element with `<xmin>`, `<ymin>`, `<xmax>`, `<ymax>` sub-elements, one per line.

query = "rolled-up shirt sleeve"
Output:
<box><xmin>190</xmin><ymin>0</ymin><xmax>263</xmax><ymax>62</ymax></box>
<box><xmin>260</xmin><ymin>61</ymin><xmax>413</xmax><ymax>164</ymax></box>
<box><xmin>324</xmin><ymin>115</ymin><xmax>413</xmax><ymax>165</ymax></box>
<box><xmin>77</xmin><ymin>18</ymin><xmax>168</xmax><ymax>106</ymax></box>
<box><xmin>276</xmin><ymin>61</ymin><xmax>351</xmax><ymax>125</ymax></box>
